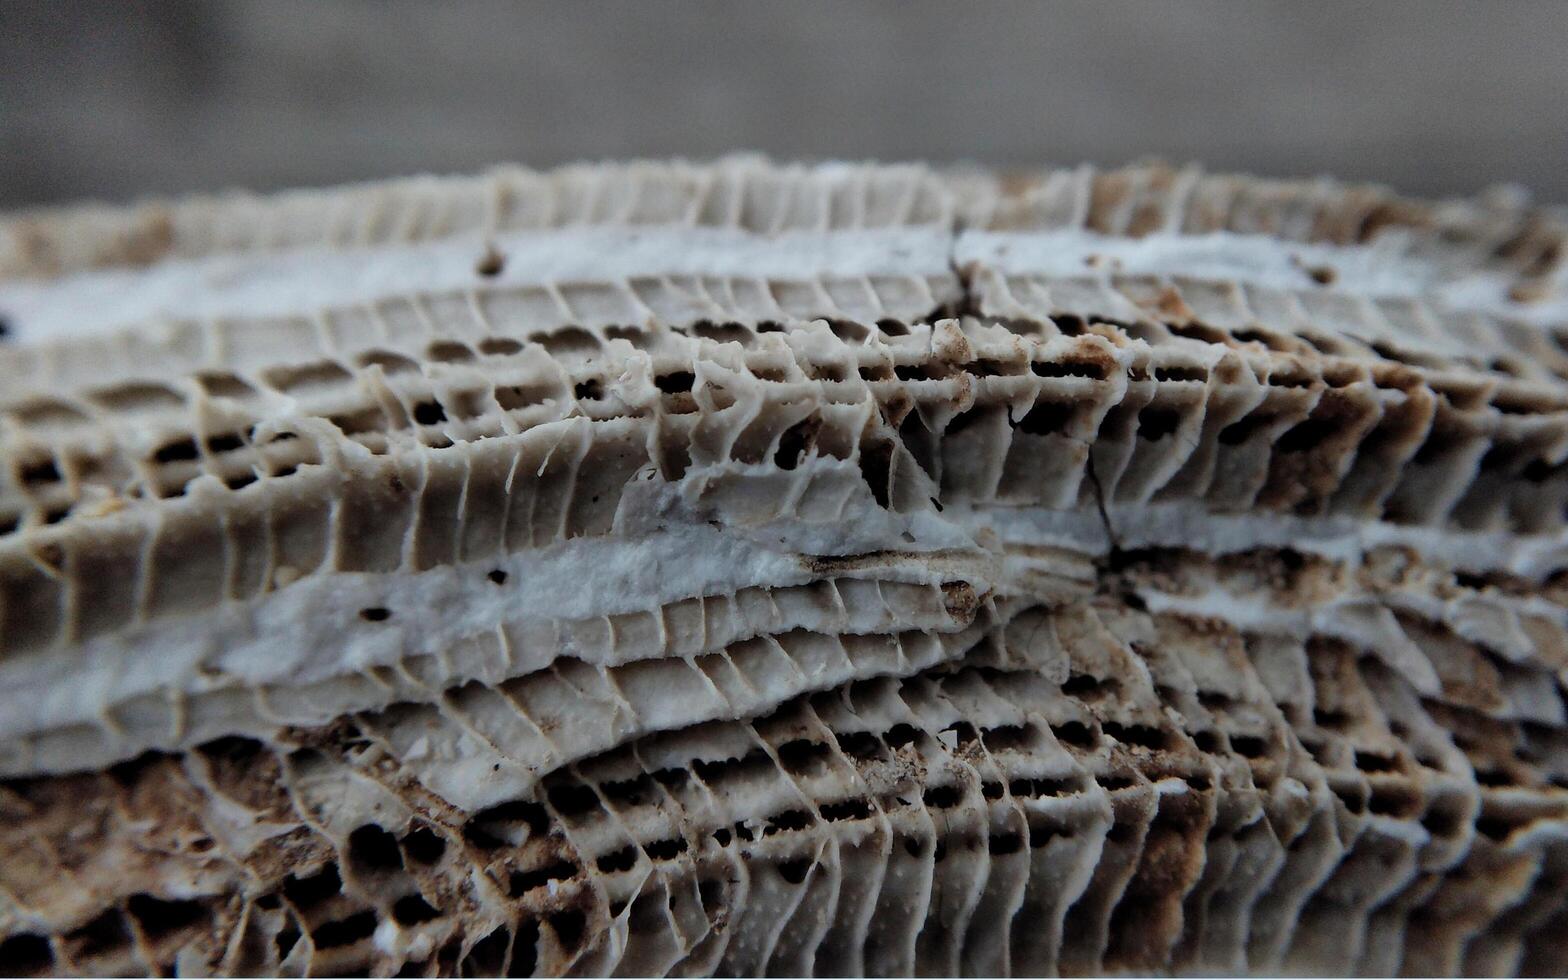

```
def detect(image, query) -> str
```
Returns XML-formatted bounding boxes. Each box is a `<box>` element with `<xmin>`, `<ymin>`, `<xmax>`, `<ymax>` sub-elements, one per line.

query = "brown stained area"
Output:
<box><xmin>2</xmin><ymin>583</ymin><xmax>1568</xmax><ymax>974</ymax></box>
<box><xmin>938</xmin><ymin>580</ymin><xmax>980</xmax><ymax>624</ymax></box>
<box><xmin>9</xmin><ymin>209</ymin><xmax>175</xmax><ymax>278</ymax></box>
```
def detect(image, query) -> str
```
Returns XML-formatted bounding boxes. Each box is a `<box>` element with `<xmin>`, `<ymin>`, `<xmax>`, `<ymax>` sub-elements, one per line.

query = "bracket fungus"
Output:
<box><xmin>0</xmin><ymin>159</ymin><xmax>1567</xmax><ymax>975</ymax></box>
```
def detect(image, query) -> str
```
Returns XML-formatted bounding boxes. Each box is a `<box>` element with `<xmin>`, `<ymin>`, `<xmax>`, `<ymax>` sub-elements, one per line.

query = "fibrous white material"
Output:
<box><xmin>1</xmin><ymin>158</ymin><xmax>1567</xmax><ymax>976</ymax></box>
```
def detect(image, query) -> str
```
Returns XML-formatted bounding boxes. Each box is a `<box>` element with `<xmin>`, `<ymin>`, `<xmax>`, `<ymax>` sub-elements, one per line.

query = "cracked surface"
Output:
<box><xmin>1</xmin><ymin>158</ymin><xmax>1568</xmax><ymax>975</ymax></box>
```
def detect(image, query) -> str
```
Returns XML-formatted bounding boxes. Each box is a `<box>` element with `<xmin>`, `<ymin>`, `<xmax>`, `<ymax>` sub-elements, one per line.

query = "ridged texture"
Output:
<box><xmin>0</xmin><ymin>158</ymin><xmax>1566</xmax><ymax>976</ymax></box>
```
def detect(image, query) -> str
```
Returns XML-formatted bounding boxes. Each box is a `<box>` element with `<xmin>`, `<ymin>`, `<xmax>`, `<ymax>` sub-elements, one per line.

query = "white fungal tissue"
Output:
<box><xmin>0</xmin><ymin>158</ymin><xmax>1566</xmax><ymax>976</ymax></box>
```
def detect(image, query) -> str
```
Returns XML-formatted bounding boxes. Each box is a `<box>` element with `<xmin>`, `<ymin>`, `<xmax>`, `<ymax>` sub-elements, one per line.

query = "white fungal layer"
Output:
<box><xmin>0</xmin><ymin>158</ymin><xmax>1566</xmax><ymax>978</ymax></box>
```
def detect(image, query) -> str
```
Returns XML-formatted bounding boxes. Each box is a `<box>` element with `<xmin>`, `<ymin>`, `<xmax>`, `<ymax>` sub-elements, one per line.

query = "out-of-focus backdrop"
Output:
<box><xmin>3</xmin><ymin>0</ymin><xmax>1566</xmax><ymax>209</ymax></box>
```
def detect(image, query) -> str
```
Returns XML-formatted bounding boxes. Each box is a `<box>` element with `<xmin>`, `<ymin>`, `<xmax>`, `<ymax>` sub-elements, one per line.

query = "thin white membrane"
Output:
<box><xmin>957</xmin><ymin>228</ymin><xmax>1567</xmax><ymax>326</ymax></box>
<box><xmin>7</xmin><ymin>488</ymin><xmax>1566</xmax><ymax>770</ymax></box>
<box><xmin>0</xmin><ymin>457</ymin><xmax>985</xmax><ymax>753</ymax></box>
<box><xmin>980</xmin><ymin>500</ymin><xmax>1568</xmax><ymax>580</ymax></box>
<box><xmin>0</xmin><ymin>226</ymin><xmax>955</xmax><ymax>344</ymax></box>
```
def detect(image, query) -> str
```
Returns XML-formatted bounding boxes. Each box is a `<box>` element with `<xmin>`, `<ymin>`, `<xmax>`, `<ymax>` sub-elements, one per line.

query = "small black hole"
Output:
<box><xmin>1278</xmin><ymin>417</ymin><xmax>1337</xmax><ymax>454</ymax></box>
<box><xmin>348</xmin><ymin>824</ymin><xmax>404</xmax><ymax>872</ymax></box>
<box><xmin>488</xmin><ymin>569</ymin><xmax>508</xmax><ymax>584</ymax></box>
<box><xmin>476</xmin><ymin>248</ymin><xmax>505</xmax><ymax>277</ymax></box>
<box><xmin>820</xmin><ymin>798</ymin><xmax>872</xmax><ymax>822</ymax></box>
<box><xmin>835</xmin><ymin>730</ymin><xmax>883</xmax><ymax>759</ymax></box>
<box><xmin>402</xmin><ymin>825</ymin><xmax>447</xmax><ymax>864</ymax></box>
<box><xmin>1475</xmin><ymin>768</ymin><xmax>1514</xmax><ymax>788</ymax></box>
<box><xmin>282</xmin><ymin>864</ymin><xmax>342</xmax><ymax>909</ymax></box>
<box><xmin>360</xmin><ymin>607</ymin><xmax>391</xmax><ymax>622</ymax></box>
<box><xmin>1476</xmin><ymin>816</ymin><xmax>1516</xmax><ymax>841</ymax></box>
<box><xmin>1313</xmin><ymin>708</ymin><xmax>1350</xmax><ymax>729</ymax></box>
<box><xmin>1219</xmin><ymin>414</ymin><xmax>1273</xmax><ymax>446</ymax></box>
<box><xmin>153</xmin><ymin>438</ymin><xmax>200</xmax><ymax>463</ymax></box>
<box><xmin>274</xmin><ymin>925</ymin><xmax>300</xmax><ymax>960</ymax></box>
<box><xmin>989</xmin><ymin>832</ymin><xmax>1023</xmax><ymax>855</ymax></box>
<box><xmin>655</xmin><ymin>371</ymin><xmax>695</xmax><ymax>394</ymax></box>
<box><xmin>596</xmin><ymin>846</ymin><xmax>638</xmax><ymax>873</ymax></box>
<box><xmin>19</xmin><ymin>458</ymin><xmax>60</xmax><ymax>484</ymax></box>
<box><xmin>0</xmin><ymin>934</ymin><xmax>52</xmax><ymax>975</ymax></box>
<box><xmin>859</xmin><ymin>439</ymin><xmax>893</xmax><ymax>509</ymax></box>
<box><xmin>1062</xmin><ymin>674</ymin><xmax>1111</xmax><ymax>697</ymax></box>
<box><xmin>311</xmin><ymin>910</ymin><xmax>378</xmax><ymax>949</ymax></box>
<box><xmin>1421</xmin><ymin>807</ymin><xmax>1462</xmax><ymax>837</ymax></box>
<box><xmin>1354</xmin><ymin>750</ymin><xmax>1399</xmax><ymax>773</ymax></box>
<box><xmin>412</xmin><ymin>401</ymin><xmax>447</xmax><ymax>426</ymax></box>
<box><xmin>776</xmin><ymin>858</ymin><xmax>812</xmax><ymax>884</ymax></box>
<box><xmin>645</xmin><ymin>837</ymin><xmax>688</xmax><ymax>860</ymax></box>
<box><xmin>942</xmin><ymin>720</ymin><xmax>978</xmax><ymax>746</ymax></box>
<box><xmin>774</xmin><ymin>418</ymin><xmax>817</xmax><ymax>471</ymax></box>
<box><xmin>546</xmin><ymin>782</ymin><xmax>600</xmax><ymax>817</ymax></box>
<box><xmin>464</xmin><ymin>927</ymin><xmax>511</xmax><ymax>976</ymax></box>
<box><xmin>882</xmin><ymin>724</ymin><xmax>920</xmax><ymax>749</ymax></box>
<box><xmin>392</xmin><ymin>894</ymin><xmax>441</xmax><ymax>926</ymax></box>
<box><xmin>67</xmin><ymin>911</ymin><xmax>130</xmax><ymax>957</ymax></box>
<box><xmin>981</xmin><ymin>723</ymin><xmax>1034</xmax><ymax>752</ymax></box>
<box><xmin>508</xmin><ymin>860</ymin><xmax>578</xmax><ymax>896</ymax></box>
<box><xmin>777</xmin><ymin>738</ymin><xmax>830</xmax><ymax>772</ymax></box>
<box><xmin>1229</xmin><ymin>735</ymin><xmax>1268</xmax><ymax>759</ymax></box>
<box><xmin>650</xmin><ymin>767</ymin><xmax>688</xmax><ymax>787</ymax></box>
<box><xmin>1029</xmin><ymin>822</ymin><xmax>1069</xmax><ymax>848</ymax></box>
<box><xmin>1017</xmin><ymin>401</ymin><xmax>1074</xmax><ymax>436</ymax></box>
<box><xmin>922</xmin><ymin>784</ymin><xmax>963</xmax><ymax>809</ymax></box>
<box><xmin>1050</xmin><ymin>721</ymin><xmax>1097</xmax><ymax>749</ymax></box>
<box><xmin>1137</xmin><ymin>407</ymin><xmax>1182</xmax><ymax>441</ymax></box>
<box><xmin>548</xmin><ymin>909</ymin><xmax>586</xmax><ymax>952</ymax></box>
<box><xmin>1102</xmin><ymin>721</ymin><xmax>1168</xmax><ymax>751</ymax></box>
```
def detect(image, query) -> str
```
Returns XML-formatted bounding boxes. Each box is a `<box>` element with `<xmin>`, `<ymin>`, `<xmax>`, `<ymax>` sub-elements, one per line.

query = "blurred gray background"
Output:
<box><xmin>3</xmin><ymin>0</ymin><xmax>1566</xmax><ymax>210</ymax></box>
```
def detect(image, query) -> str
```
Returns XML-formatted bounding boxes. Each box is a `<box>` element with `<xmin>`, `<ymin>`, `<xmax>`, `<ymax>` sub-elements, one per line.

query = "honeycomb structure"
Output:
<box><xmin>1</xmin><ymin>159</ymin><xmax>1567</xmax><ymax>975</ymax></box>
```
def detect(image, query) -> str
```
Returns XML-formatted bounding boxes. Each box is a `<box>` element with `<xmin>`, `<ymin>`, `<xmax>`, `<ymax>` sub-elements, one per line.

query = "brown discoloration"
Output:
<box><xmin>1087</xmin><ymin>172</ymin><xmax>1134</xmax><ymax>235</ymax></box>
<box><xmin>938</xmin><ymin>580</ymin><xmax>978</xmax><ymax>624</ymax></box>
<box><xmin>1306</xmin><ymin>264</ymin><xmax>1337</xmax><ymax>286</ymax></box>
<box><xmin>12</xmin><ymin>220</ymin><xmax>62</xmax><ymax>277</ymax></box>
<box><xmin>1154</xmin><ymin>286</ymin><xmax>1194</xmax><ymax>324</ymax></box>
<box><xmin>1354</xmin><ymin>199</ymin><xmax>1435</xmax><ymax>244</ymax></box>
<box><xmin>116</xmin><ymin>210</ymin><xmax>176</xmax><ymax>269</ymax></box>
<box><xmin>799</xmin><ymin>548</ymin><xmax>975</xmax><ymax>577</ymax></box>
<box><xmin>1508</xmin><ymin>277</ymin><xmax>1553</xmax><ymax>304</ymax></box>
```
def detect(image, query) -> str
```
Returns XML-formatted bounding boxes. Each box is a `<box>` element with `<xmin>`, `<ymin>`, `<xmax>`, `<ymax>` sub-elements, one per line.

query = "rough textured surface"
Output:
<box><xmin>1</xmin><ymin>159</ymin><xmax>1567</xmax><ymax>976</ymax></box>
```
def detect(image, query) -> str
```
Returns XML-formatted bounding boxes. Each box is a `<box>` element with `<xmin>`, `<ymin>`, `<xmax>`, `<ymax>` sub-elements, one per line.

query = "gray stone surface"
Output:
<box><xmin>2</xmin><ymin>0</ymin><xmax>1565</xmax><ymax>208</ymax></box>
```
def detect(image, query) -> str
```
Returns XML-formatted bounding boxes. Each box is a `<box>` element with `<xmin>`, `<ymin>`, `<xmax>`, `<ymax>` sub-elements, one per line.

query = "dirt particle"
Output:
<box><xmin>476</xmin><ymin>245</ymin><xmax>506</xmax><ymax>277</ymax></box>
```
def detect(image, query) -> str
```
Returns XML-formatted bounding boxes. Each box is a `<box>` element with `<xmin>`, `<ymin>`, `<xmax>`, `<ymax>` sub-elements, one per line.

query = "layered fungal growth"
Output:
<box><xmin>1</xmin><ymin>159</ymin><xmax>1567</xmax><ymax>976</ymax></box>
